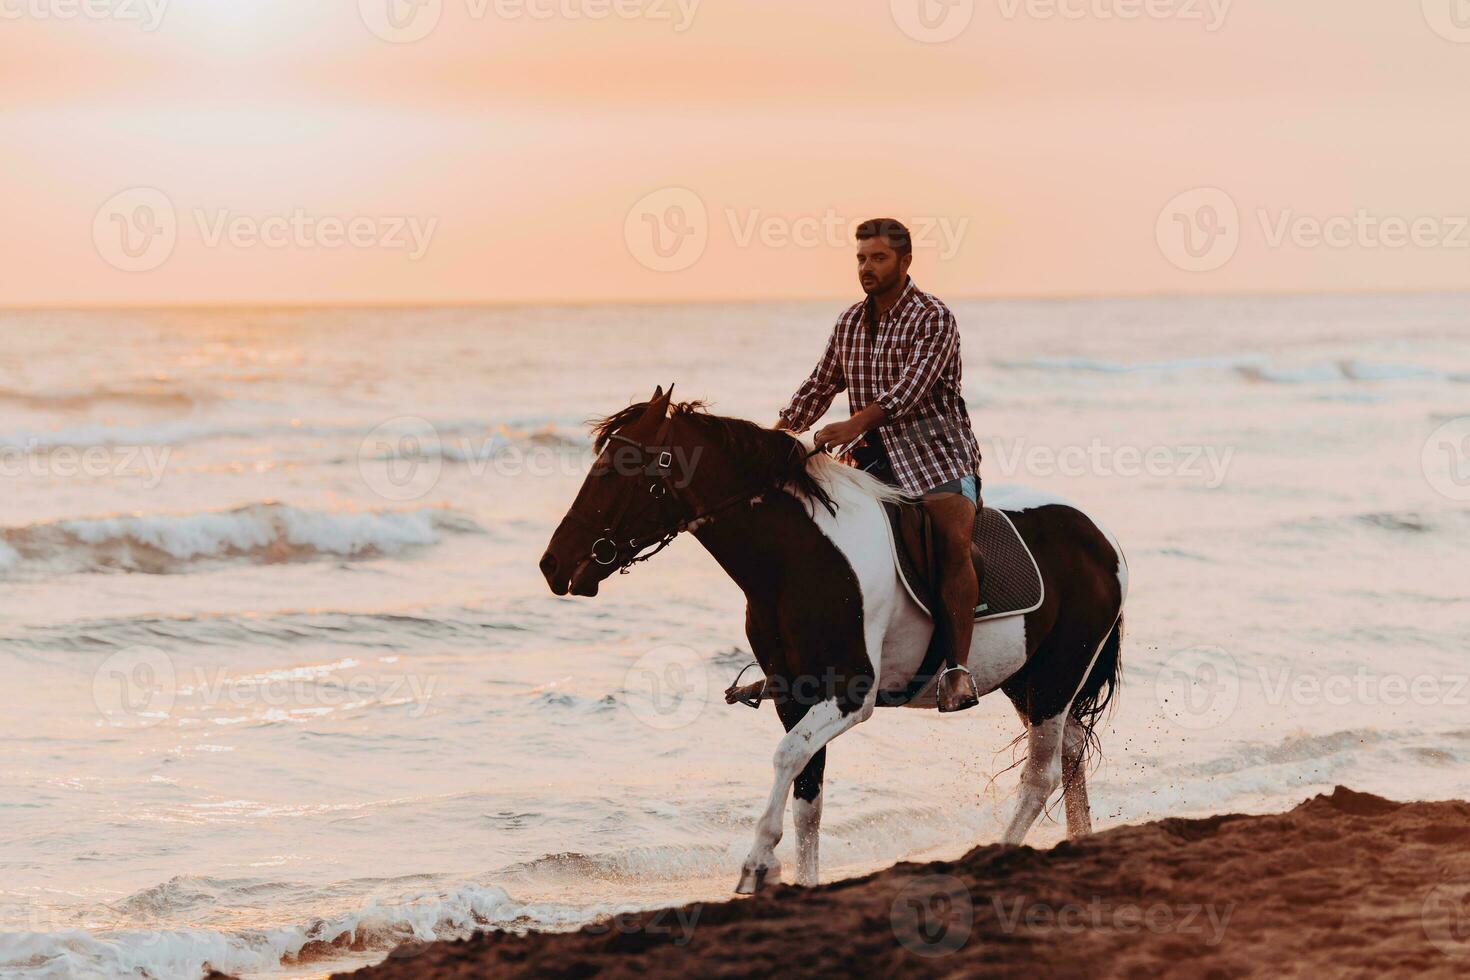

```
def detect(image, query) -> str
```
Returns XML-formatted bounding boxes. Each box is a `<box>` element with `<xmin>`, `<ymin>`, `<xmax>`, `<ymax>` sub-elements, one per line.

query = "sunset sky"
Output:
<box><xmin>3</xmin><ymin>0</ymin><xmax>1468</xmax><ymax>306</ymax></box>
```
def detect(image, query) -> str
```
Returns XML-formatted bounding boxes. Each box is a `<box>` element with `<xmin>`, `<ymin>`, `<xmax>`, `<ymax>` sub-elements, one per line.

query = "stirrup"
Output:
<box><xmin>935</xmin><ymin>664</ymin><xmax>979</xmax><ymax>713</ymax></box>
<box><xmin>724</xmin><ymin>662</ymin><xmax>765</xmax><ymax>709</ymax></box>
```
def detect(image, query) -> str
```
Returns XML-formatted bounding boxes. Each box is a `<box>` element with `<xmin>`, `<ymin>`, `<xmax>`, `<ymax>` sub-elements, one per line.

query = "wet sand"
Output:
<box><xmin>337</xmin><ymin>787</ymin><xmax>1470</xmax><ymax>978</ymax></box>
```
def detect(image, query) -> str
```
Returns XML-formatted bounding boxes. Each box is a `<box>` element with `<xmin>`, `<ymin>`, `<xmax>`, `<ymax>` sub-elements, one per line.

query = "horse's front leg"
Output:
<box><xmin>791</xmin><ymin>749</ymin><xmax>825</xmax><ymax>886</ymax></box>
<box><xmin>736</xmin><ymin>694</ymin><xmax>872</xmax><ymax>894</ymax></box>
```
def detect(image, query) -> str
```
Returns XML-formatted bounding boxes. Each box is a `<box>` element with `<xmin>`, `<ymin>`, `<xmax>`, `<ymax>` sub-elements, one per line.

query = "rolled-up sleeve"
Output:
<box><xmin>778</xmin><ymin>327</ymin><xmax>846</xmax><ymax>432</ymax></box>
<box><xmin>875</xmin><ymin>307</ymin><xmax>957</xmax><ymax>421</ymax></box>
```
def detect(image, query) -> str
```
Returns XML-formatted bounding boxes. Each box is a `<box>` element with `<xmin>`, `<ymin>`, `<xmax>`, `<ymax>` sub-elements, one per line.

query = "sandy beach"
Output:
<box><xmin>339</xmin><ymin>787</ymin><xmax>1470</xmax><ymax>978</ymax></box>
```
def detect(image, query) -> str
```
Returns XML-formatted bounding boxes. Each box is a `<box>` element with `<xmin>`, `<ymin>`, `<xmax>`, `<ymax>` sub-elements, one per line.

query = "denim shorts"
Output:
<box><xmin>924</xmin><ymin>472</ymin><xmax>979</xmax><ymax>506</ymax></box>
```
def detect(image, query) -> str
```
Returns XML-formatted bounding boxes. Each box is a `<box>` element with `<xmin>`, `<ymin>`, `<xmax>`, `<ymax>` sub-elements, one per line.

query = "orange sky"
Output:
<box><xmin>3</xmin><ymin>0</ymin><xmax>1468</xmax><ymax>306</ymax></box>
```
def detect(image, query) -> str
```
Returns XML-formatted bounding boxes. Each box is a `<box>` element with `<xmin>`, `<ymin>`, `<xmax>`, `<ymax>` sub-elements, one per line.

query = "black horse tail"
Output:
<box><xmin>1070</xmin><ymin>614</ymin><xmax>1123</xmax><ymax>763</ymax></box>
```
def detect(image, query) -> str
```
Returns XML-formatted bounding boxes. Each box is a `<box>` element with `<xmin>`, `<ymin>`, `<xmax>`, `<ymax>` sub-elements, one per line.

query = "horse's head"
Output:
<box><xmin>539</xmin><ymin>384</ymin><xmax>687</xmax><ymax>597</ymax></box>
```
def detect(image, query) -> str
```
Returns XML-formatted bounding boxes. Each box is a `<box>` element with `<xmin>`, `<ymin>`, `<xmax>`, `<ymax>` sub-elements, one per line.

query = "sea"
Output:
<box><xmin>2</xmin><ymin>293</ymin><xmax>1467</xmax><ymax>977</ymax></box>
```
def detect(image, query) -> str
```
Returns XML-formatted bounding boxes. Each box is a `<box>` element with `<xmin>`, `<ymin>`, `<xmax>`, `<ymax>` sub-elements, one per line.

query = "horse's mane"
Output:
<box><xmin>591</xmin><ymin>399</ymin><xmax>902</xmax><ymax>515</ymax></box>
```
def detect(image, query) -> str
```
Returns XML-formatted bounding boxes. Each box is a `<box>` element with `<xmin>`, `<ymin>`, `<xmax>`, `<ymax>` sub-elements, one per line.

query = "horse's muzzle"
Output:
<box><xmin>539</xmin><ymin>549</ymin><xmax>601</xmax><ymax>597</ymax></box>
<box><xmin>539</xmin><ymin>550</ymin><xmax>570</xmax><ymax>596</ymax></box>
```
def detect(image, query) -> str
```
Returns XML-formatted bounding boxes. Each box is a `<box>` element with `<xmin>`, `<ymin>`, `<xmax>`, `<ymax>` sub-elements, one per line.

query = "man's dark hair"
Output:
<box><xmin>854</xmin><ymin>217</ymin><xmax>913</xmax><ymax>257</ymax></box>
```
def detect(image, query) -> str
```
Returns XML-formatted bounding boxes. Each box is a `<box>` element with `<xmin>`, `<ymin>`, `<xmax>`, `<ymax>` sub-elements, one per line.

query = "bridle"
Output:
<box><xmin>562</xmin><ymin>415</ymin><xmax>836</xmax><ymax>576</ymax></box>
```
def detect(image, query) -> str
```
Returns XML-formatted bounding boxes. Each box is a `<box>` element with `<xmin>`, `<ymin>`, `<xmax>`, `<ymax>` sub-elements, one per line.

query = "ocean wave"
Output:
<box><xmin>0</xmin><ymin>384</ymin><xmax>208</xmax><ymax>412</ymax></box>
<box><xmin>0</xmin><ymin>879</ymin><xmax>527</xmax><ymax>980</ymax></box>
<box><xmin>4</xmin><ymin>608</ymin><xmax>527</xmax><ymax>653</ymax></box>
<box><xmin>0</xmin><ymin>416</ymin><xmax>590</xmax><ymax>456</ymax></box>
<box><xmin>0</xmin><ymin>503</ymin><xmax>481</xmax><ymax>578</ymax></box>
<box><xmin>997</xmin><ymin>354</ymin><xmax>1446</xmax><ymax>385</ymax></box>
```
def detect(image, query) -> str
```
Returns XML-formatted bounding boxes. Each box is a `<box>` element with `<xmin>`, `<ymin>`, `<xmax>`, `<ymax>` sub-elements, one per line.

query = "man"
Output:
<box><xmin>774</xmin><ymin>217</ymin><xmax>983</xmax><ymax>712</ymax></box>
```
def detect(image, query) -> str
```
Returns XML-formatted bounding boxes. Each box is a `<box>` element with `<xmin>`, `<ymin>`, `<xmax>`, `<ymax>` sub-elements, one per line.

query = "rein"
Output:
<box><xmin>564</xmin><ymin>419</ymin><xmax>844</xmax><ymax>575</ymax></box>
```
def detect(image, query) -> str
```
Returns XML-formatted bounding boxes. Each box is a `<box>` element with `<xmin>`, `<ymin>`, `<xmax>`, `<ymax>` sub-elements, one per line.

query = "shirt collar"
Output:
<box><xmin>864</xmin><ymin>276</ymin><xmax>919</xmax><ymax>323</ymax></box>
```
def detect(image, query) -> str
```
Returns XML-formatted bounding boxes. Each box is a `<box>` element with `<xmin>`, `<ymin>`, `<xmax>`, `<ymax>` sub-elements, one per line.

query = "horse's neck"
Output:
<box><xmin>690</xmin><ymin>490</ymin><xmax>824</xmax><ymax>603</ymax></box>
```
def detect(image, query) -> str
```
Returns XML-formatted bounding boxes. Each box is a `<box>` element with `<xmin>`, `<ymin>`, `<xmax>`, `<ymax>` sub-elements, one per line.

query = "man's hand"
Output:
<box><xmin>813</xmin><ymin>404</ymin><xmax>887</xmax><ymax>451</ymax></box>
<box><xmin>813</xmin><ymin>417</ymin><xmax>867</xmax><ymax>450</ymax></box>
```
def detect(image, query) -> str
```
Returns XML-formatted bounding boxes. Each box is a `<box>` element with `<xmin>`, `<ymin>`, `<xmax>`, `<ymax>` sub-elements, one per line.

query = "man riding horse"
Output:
<box><xmin>773</xmin><ymin>217</ymin><xmax>983</xmax><ymax>713</ymax></box>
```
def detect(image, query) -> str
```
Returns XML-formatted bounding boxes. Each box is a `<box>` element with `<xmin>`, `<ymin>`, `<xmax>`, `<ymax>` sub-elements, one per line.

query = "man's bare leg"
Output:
<box><xmin>925</xmin><ymin>491</ymin><xmax>981</xmax><ymax>713</ymax></box>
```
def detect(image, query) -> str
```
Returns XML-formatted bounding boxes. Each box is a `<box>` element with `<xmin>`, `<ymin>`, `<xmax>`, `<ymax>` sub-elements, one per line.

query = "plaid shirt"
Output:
<box><xmin>779</xmin><ymin>278</ymin><xmax>980</xmax><ymax>495</ymax></box>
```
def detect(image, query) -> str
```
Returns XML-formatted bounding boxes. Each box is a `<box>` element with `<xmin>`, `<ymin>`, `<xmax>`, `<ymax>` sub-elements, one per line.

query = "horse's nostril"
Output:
<box><xmin>539</xmin><ymin>551</ymin><xmax>559</xmax><ymax>579</ymax></box>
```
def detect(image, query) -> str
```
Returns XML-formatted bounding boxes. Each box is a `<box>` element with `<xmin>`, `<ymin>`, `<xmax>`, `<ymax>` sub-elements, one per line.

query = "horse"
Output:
<box><xmin>539</xmin><ymin>386</ymin><xmax>1128</xmax><ymax>895</ymax></box>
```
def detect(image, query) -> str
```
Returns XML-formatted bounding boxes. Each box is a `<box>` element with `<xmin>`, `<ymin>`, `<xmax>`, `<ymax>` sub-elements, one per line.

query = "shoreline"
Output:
<box><xmin>334</xmin><ymin>786</ymin><xmax>1470</xmax><ymax>978</ymax></box>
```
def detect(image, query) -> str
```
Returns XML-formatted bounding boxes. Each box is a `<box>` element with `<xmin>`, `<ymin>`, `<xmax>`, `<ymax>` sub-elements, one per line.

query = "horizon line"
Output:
<box><xmin>0</xmin><ymin>284</ymin><xmax>1464</xmax><ymax>315</ymax></box>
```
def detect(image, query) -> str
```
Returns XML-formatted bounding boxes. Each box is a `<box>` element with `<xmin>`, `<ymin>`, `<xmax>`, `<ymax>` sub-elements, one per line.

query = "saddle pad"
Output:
<box><xmin>883</xmin><ymin>504</ymin><xmax>1044</xmax><ymax>623</ymax></box>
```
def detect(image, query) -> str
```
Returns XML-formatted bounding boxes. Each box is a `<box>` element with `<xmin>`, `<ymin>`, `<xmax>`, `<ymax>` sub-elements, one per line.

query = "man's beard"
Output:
<box><xmin>861</xmin><ymin>269</ymin><xmax>902</xmax><ymax>295</ymax></box>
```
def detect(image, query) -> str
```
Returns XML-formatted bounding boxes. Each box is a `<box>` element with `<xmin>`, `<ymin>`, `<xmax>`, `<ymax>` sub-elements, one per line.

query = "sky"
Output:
<box><xmin>2</xmin><ymin>0</ymin><xmax>1469</xmax><ymax>306</ymax></box>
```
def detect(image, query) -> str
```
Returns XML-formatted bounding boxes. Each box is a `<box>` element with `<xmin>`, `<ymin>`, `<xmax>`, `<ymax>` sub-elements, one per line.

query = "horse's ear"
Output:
<box><xmin>638</xmin><ymin>384</ymin><xmax>672</xmax><ymax>426</ymax></box>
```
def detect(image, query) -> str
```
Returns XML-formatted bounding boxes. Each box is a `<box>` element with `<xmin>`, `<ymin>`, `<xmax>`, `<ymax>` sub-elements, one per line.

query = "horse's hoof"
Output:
<box><xmin>734</xmin><ymin>864</ymin><xmax>776</xmax><ymax>895</ymax></box>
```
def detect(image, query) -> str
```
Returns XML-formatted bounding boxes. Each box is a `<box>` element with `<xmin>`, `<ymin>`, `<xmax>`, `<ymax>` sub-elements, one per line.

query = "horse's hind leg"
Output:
<box><xmin>1001</xmin><ymin>712</ymin><xmax>1066</xmax><ymax>845</ymax></box>
<box><xmin>736</xmin><ymin>694</ymin><xmax>873</xmax><ymax>894</ymax></box>
<box><xmin>1061</xmin><ymin>715</ymin><xmax>1093</xmax><ymax>837</ymax></box>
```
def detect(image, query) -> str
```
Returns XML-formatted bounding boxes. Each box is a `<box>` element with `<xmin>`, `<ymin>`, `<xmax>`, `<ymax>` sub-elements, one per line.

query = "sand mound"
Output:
<box><xmin>340</xmin><ymin>787</ymin><xmax>1470</xmax><ymax>979</ymax></box>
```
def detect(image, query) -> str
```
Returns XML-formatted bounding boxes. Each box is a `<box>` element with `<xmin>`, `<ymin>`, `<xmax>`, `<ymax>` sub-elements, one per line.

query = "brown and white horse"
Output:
<box><xmin>539</xmin><ymin>387</ymin><xmax>1128</xmax><ymax>895</ymax></box>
